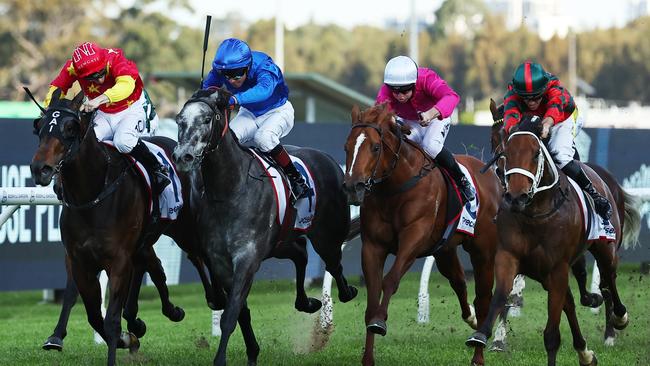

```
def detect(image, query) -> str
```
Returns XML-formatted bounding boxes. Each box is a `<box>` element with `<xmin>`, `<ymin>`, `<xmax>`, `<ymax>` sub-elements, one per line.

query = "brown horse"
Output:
<box><xmin>487</xmin><ymin>99</ymin><xmax>641</xmax><ymax>346</ymax></box>
<box><xmin>29</xmin><ymin>91</ymin><xmax>221</xmax><ymax>366</ymax></box>
<box><xmin>466</xmin><ymin>115</ymin><xmax>636</xmax><ymax>366</ymax></box>
<box><xmin>343</xmin><ymin>103</ymin><xmax>502</xmax><ymax>366</ymax></box>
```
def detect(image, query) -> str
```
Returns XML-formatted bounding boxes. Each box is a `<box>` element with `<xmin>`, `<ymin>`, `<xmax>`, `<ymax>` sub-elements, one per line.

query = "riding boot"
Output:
<box><xmin>129</xmin><ymin>140</ymin><xmax>171</xmax><ymax>197</ymax></box>
<box><xmin>269</xmin><ymin>144</ymin><xmax>310</xmax><ymax>201</ymax></box>
<box><xmin>561</xmin><ymin>160</ymin><xmax>612</xmax><ymax>220</ymax></box>
<box><xmin>435</xmin><ymin>147</ymin><xmax>475</xmax><ymax>204</ymax></box>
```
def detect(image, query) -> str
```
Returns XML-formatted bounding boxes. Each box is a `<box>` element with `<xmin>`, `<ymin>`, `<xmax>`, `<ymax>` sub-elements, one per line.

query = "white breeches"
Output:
<box><xmin>230</xmin><ymin>101</ymin><xmax>295</xmax><ymax>152</ymax></box>
<box><xmin>400</xmin><ymin>116</ymin><xmax>452</xmax><ymax>159</ymax></box>
<box><xmin>548</xmin><ymin>108</ymin><xmax>584</xmax><ymax>168</ymax></box>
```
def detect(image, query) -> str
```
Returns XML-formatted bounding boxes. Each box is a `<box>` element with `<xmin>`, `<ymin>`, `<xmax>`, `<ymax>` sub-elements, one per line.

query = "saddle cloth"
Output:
<box><xmin>103</xmin><ymin>141</ymin><xmax>183</xmax><ymax>220</ymax></box>
<box><xmin>455</xmin><ymin>163</ymin><xmax>480</xmax><ymax>236</ymax></box>
<box><xmin>567</xmin><ymin>178</ymin><xmax>616</xmax><ymax>242</ymax></box>
<box><xmin>250</xmin><ymin>149</ymin><xmax>317</xmax><ymax>231</ymax></box>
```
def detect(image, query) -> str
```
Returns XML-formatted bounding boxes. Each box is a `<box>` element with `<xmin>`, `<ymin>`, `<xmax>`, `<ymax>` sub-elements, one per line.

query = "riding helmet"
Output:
<box><xmin>72</xmin><ymin>42</ymin><xmax>108</xmax><ymax>78</ymax></box>
<box><xmin>383</xmin><ymin>56</ymin><xmax>418</xmax><ymax>86</ymax></box>
<box><xmin>512</xmin><ymin>61</ymin><xmax>550</xmax><ymax>97</ymax></box>
<box><xmin>212</xmin><ymin>38</ymin><xmax>253</xmax><ymax>71</ymax></box>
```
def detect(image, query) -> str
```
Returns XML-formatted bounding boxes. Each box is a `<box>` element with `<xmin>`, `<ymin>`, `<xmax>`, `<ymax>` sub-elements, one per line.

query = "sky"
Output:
<box><xmin>165</xmin><ymin>0</ymin><xmax>630</xmax><ymax>31</ymax></box>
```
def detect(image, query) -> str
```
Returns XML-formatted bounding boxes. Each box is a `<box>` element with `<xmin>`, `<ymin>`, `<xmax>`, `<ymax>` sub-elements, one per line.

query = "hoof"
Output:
<box><xmin>464</xmin><ymin>305</ymin><xmax>478</xmax><ymax>330</ymax></box>
<box><xmin>338</xmin><ymin>285</ymin><xmax>358</xmax><ymax>303</ymax></box>
<box><xmin>164</xmin><ymin>306</ymin><xmax>185</xmax><ymax>322</ymax></box>
<box><xmin>367</xmin><ymin>319</ymin><xmax>387</xmax><ymax>336</ymax></box>
<box><xmin>42</xmin><ymin>336</ymin><xmax>63</xmax><ymax>351</ymax></box>
<box><xmin>580</xmin><ymin>293</ymin><xmax>604</xmax><ymax>308</ymax></box>
<box><xmin>489</xmin><ymin>340</ymin><xmax>506</xmax><ymax>352</ymax></box>
<box><xmin>127</xmin><ymin>318</ymin><xmax>147</xmax><ymax>338</ymax></box>
<box><xmin>466</xmin><ymin>332</ymin><xmax>488</xmax><ymax>348</ymax></box>
<box><xmin>295</xmin><ymin>297</ymin><xmax>322</xmax><ymax>314</ymax></box>
<box><xmin>580</xmin><ymin>353</ymin><xmax>598</xmax><ymax>366</ymax></box>
<box><xmin>603</xmin><ymin>336</ymin><xmax>615</xmax><ymax>347</ymax></box>
<box><xmin>612</xmin><ymin>312</ymin><xmax>629</xmax><ymax>330</ymax></box>
<box><xmin>119</xmin><ymin>332</ymin><xmax>140</xmax><ymax>354</ymax></box>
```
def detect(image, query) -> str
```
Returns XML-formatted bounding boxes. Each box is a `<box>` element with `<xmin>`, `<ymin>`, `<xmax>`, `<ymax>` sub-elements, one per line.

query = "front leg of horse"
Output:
<box><xmin>188</xmin><ymin>254</ymin><xmax>224</xmax><ymax>310</ymax></box>
<box><xmin>435</xmin><ymin>247</ymin><xmax>475</xmax><ymax>328</ymax></box>
<box><xmin>122</xmin><ymin>263</ymin><xmax>147</xmax><ymax>338</ymax></box>
<box><xmin>143</xmin><ymin>248</ymin><xmax>185</xmax><ymax>322</ymax></box>
<box><xmin>106</xmin><ymin>264</ymin><xmax>139</xmax><ymax>366</ymax></box>
<box><xmin>361</xmin><ymin>242</ymin><xmax>388</xmax><ymax>366</ymax></box>
<box><xmin>237</xmin><ymin>302</ymin><xmax>260</xmax><ymax>366</ymax></box>
<box><xmin>43</xmin><ymin>272</ymin><xmax>79</xmax><ymax>351</ymax></box>
<box><xmin>543</xmin><ymin>270</ymin><xmax>570</xmax><ymax>366</ymax></box>
<box><xmin>279</xmin><ymin>241</ymin><xmax>321</xmax><ymax>313</ymax></box>
<box><xmin>563</xmin><ymin>289</ymin><xmax>598</xmax><ymax>366</ymax></box>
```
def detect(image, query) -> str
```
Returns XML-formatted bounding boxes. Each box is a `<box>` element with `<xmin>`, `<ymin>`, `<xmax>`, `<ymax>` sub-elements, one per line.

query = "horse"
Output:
<box><xmin>466</xmin><ymin>115</ymin><xmax>638</xmax><ymax>366</ymax></box>
<box><xmin>29</xmin><ymin>90</ymin><xmax>221</xmax><ymax>365</ymax></box>
<box><xmin>342</xmin><ymin>103</ymin><xmax>503</xmax><ymax>366</ymax></box>
<box><xmin>171</xmin><ymin>88</ymin><xmax>359</xmax><ymax>366</ymax></box>
<box><xmin>487</xmin><ymin>99</ymin><xmax>641</xmax><ymax>346</ymax></box>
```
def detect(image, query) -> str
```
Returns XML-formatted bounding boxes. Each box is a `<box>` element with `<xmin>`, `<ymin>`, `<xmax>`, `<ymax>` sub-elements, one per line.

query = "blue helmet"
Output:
<box><xmin>212</xmin><ymin>38</ymin><xmax>252</xmax><ymax>70</ymax></box>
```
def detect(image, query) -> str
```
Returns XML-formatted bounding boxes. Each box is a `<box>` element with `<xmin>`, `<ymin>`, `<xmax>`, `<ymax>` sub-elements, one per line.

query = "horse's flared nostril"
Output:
<box><xmin>182</xmin><ymin>154</ymin><xmax>194</xmax><ymax>163</ymax></box>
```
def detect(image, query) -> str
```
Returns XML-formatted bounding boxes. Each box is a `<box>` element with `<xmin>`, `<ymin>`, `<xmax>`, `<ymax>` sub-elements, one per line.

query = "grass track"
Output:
<box><xmin>0</xmin><ymin>264</ymin><xmax>648</xmax><ymax>365</ymax></box>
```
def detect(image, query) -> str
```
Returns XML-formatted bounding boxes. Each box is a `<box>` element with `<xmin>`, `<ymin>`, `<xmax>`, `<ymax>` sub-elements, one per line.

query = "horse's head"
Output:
<box><xmin>489</xmin><ymin>98</ymin><xmax>506</xmax><ymax>154</ymax></box>
<box><xmin>342</xmin><ymin>103</ymin><xmax>406</xmax><ymax>205</ymax></box>
<box><xmin>501</xmin><ymin>115</ymin><xmax>558</xmax><ymax>211</ymax></box>
<box><xmin>172</xmin><ymin>88</ymin><xmax>231</xmax><ymax>172</ymax></box>
<box><xmin>30</xmin><ymin>90</ymin><xmax>89</xmax><ymax>186</ymax></box>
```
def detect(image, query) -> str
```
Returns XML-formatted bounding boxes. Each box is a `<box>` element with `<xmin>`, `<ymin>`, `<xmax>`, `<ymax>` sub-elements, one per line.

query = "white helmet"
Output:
<box><xmin>383</xmin><ymin>56</ymin><xmax>418</xmax><ymax>86</ymax></box>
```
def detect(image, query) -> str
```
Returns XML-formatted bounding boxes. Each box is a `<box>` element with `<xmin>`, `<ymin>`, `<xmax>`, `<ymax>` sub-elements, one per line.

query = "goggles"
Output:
<box><xmin>83</xmin><ymin>68</ymin><xmax>107</xmax><ymax>81</ymax></box>
<box><xmin>387</xmin><ymin>83</ymin><xmax>415</xmax><ymax>94</ymax></box>
<box><xmin>221</xmin><ymin>67</ymin><xmax>248</xmax><ymax>81</ymax></box>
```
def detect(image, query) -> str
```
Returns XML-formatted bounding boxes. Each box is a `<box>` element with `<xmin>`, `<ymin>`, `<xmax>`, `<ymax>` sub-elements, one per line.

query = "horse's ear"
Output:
<box><xmin>71</xmin><ymin>91</ymin><xmax>85</xmax><ymax>110</ymax></box>
<box><xmin>489</xmin><ymin>98</ymin><xmax>497</xmax><ymax>120</ymax></box>
<box><xmin>351</xmin><ymin>105</ymin><xmax>360</xmax><ymax>125</ymax></box>
<box><xmin>211</xmin><ymin>89</ymin><xmax>229</xmax><ymax>109</ymax></box>
<box><xmin>51</xmin><ymin>88</ymin><xmax>63</xmax><ymax>106</ymax></box>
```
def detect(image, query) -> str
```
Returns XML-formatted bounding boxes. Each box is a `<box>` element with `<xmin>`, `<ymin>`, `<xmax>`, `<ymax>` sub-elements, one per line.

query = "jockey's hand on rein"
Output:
<box><xmin>80</xmin><ymin>94</ymin><xmax>109</xmax><ymax>113</ymax></box>
<box><xmin>540</xmin><ymin>117</ymin><xmax>554</xmax><ymax>139</ymax></box>
<box><xmin>228</xmin><ymin>96</ymin><xmax>238</xmax><ymax>110</ymax></box>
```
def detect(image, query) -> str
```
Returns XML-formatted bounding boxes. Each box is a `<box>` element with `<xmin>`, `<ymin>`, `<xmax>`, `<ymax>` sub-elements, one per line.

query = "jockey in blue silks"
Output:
<box><xmin>202</xmin><ymin>38</ymin><xmax>309</xmax><ymax>200</ymax></box>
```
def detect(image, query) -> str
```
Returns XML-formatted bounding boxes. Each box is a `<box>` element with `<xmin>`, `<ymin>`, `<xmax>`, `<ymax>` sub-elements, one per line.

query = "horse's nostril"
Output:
<box><xmin>182</xmin><ymin>154</ymin><xmax>194</xmax><ymax>163</ymax></box>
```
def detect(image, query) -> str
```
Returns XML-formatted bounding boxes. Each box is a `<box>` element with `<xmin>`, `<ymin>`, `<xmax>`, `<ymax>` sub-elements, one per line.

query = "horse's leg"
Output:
<box><xmin>188</xmin><ymin>254</ymin><xmax>221</xmax><ymax>310</ymax></box>
<box><xmin>564</xmin><ymin>288</ymin><xmax>598</xmax><ymax>366</ymax></box>
<box><xmin>435</xmin><ymin>245</ymin><xmax>473</xmax><ymax>327</ymax></box>
<box><xmin>214</xmin><ymin>258</ymin><xmax>259</xmax><ymax>366</ymax></box>
<box><xmin>237</xmin><ymin>300</ymin><xmax>260</xmax><ymax>366</ymax></box>
<box><xmin>466</xmin><ymin>243</ymin><xmax>495</xmax><ymax>365</ymax></box>
<box><xmin>543</xmin><ymin>268</ymin><xmax>570</xmax><ymax>366</ymax></box>
<box><xmin>69</xmin><ymin>262</ymin><xmax>108</xmax><ymax>343</ymax></box>
<box><xmin>43</xmin><ymin>257</ymin><xmax>79</xmax><ymax>351</ymax></box>
<box><xmin>142</xmin><ymin>247</ymin><xmax>185</xmax><ymax>321</ymax></box>
<box><xmin>275</xmin><ymin>239</ymin><xmax>322</xmax><ymax>313</ymax></box>
<box><xmin>572</xmin><ymin>255</ymin><xmax>603</xmax><ymax>308</ymax></box>
<box><xmin>309</xmin><ymin>235</ymin><xmax>358</xmax><ymax>303</ymax></box>
<box><xmin>105</xmin><ymin>260</ymin><xmax>139</xmax><ymax>366</ymax></box>
<box><xmin>361</xmin><ymin>240</ymin><xmax>389</xmax><ymax>366</ymax></box>
<box><xmin>467</xmin><ymin>250</ymin><xmax>518</xmax><ymax>362</ymax></box>
<box><xmin>591</xmin><ymin>241</ymin><xmax>628</xmax><ymax>345</ymax></box>
<box><xmin>122</xmin><ymin>259</ymin><xmax>147</xmax><ymax>338</ymax></box>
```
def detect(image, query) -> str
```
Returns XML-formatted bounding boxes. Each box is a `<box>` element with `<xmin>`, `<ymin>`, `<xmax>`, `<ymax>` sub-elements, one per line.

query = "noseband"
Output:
<box><xmin>504</xmin><ymin>131</ymin><xmax>559</xmax><ymax>197</ymax></box>
<box><xmin>350</xmin><ymin>122</ymin><xmax>403</xmax><ymax>192</ymax></box>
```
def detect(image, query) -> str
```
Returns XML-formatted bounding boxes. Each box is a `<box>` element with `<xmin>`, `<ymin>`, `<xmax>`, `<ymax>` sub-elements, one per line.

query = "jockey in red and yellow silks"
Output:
<box><xmin>43</xmin><ymin>42</ymin><xmax>170</xmax><ymax>207</ymax></box>
<box><xmin>502</xmin><ymin>61</ymin><xmax>611</xmax><ymax>220</ymax></box>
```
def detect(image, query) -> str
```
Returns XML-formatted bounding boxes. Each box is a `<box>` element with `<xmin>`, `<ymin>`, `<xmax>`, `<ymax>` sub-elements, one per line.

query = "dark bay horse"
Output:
<box><xmin>342</xmin><ymin>103</ymin><xmax>502</xmax><ymax>366</ymax></box>
<box><xmin>30</xmin><ymin>90</ymin><xmax>219</xmax><ymax>365</ymax></box>
<box><xmin>487</xmin><ymin>99</ymin><xmax>641</xmax><ymax>346</ymax></box>
<box><xmin>466</xmin><ymin>116</ymin><xmax>638</xmax><ymax>366</ymax></box>
<box><xmin>172</xmin><ymin>88</ymin><xmax>358</xmax><ymax>366</ymax></box>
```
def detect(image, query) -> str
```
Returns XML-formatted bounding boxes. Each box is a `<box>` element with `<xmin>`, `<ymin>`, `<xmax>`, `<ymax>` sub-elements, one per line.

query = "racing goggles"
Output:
<box><xmin>387</xmin><ymin>83</ymin><xmax>415</xmax><ymax>94</ymax></box>
<box><xmin>221</xmin><ymin>67</ymin><xmax>248</xmax><ymax>81</ymax></box>
<box><xmin>83</xmin><ymin>68</ymin><xmax>107</xmax><ymax>81</ymax></box>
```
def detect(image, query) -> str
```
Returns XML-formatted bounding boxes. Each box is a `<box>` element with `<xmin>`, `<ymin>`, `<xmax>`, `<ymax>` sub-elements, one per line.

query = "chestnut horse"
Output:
<box><xmin>30</xmin><ymin>91</ymin><xmax>220</xmax><ymax>365</ymax></box>
<box><xmin>466</xmin><ymin>116</ymin><xmax>636</xmax><ymax>366</ymax></box>
<box><xmin>487</xmin><ymin>99</ymin><xmax>641</xmax><ymax>346</ymax></box>
<box><xmin>343</xmin><ymin>103</ymin><xmax>502</xmax><ymax>366</ymax></box>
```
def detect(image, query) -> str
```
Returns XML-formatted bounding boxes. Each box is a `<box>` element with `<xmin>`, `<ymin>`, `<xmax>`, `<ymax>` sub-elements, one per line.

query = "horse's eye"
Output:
<box><xmin>203</xmin><ymin>116</ymin><xmax>212</xmax><ymax>124</ymax></box>
<box><xmin>372</xmin><ymin>144</ymin><xmax>380</xmax><ymax>153</ymax></box>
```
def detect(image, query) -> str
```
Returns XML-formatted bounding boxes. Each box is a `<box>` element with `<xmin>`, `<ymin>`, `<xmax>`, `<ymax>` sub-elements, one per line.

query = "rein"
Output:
<box><xmin>183</xmin><ymin>96</ymin><xmax>230</xmax><ymax>167</ymax></box>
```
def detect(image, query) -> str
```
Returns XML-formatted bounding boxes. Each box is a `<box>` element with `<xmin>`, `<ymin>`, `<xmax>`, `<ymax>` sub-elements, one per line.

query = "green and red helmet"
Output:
<box><xmin>511</xmin><ymin>61</ymin><xmax>550</xmax><ymax>97</ymax></box>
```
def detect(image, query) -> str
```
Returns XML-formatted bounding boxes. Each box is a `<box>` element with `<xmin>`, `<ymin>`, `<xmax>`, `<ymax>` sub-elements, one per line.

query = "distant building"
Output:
<box><xmin>486</xmin><ymin>0</ymin><xmax>570</xmax><ymax>40</ymax></box>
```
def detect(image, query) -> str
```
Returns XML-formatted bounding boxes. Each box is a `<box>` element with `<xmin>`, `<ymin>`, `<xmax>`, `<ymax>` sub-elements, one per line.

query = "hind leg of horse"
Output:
<box><xmin>309</xmin><ymin>235</ymin><xmax>358</xmax><ymax>303</ymax></box>
<box><xmin>572</xmin><ymin>255</ymin><xmax>603</xmax><ymax>308</ymax></box>
<box><xmin>435</xmin><ymin>245</ymin><xmax>473</xmax><ymax>326</ymax></box>
<box><xmin>467</xmin><ymin>246</ymin><xmax>495</xmax><ymax>365</ymax></box>
<box><xmin>276</xmin><ymin>239</ymin><xmax>322</xmax><ymax>313</ymax></box>
<box><xmin>467</xmin><ymin>250</ymin><xmax>518</xmax><ymax>358</ymax></box>
<box><xmin>543</xmin><ymin>268</ymin><xmax>570</xmax><ymax>366</ymax></box>
<box><xmin>564</xmin><ymin>288</ymin><xmax>598</xmax><ymax>366</ymax></box>
<box><xmin>591</xmin><ymin>242</ymin><xmax>628</xmax><ymax>344</ymax></box>
<box><xmin>214</xmin><ymin>259</ymin><xmax>259</xmax><ymax>366</ymax></box>
<box><xmin>142</xmin><ymin>247</ymin><xmax>185</xmax><ymax>322</ymax></box>
<box><xmin>43</xmin><ymin>267</ymin><xmax>79</xmax><ymax>351</ymax></box>
<box><xmin>105</xmin><ymin>259</ymin><xmax>138</xmax><ymax>366</ymax></box>
<box><xmin>361</xmin><ymin>240</ymin><xmax>389</xmax><ymax>366</ymax></box>
<box><xmin>237</xmin><ymin>301</ymin><xmax>260</xmax><ymax>366</ymax></box>
<box><xmin>122</xmin><ymin>261</ymin><xmax>147</xmax><ymax>338</ymax></box>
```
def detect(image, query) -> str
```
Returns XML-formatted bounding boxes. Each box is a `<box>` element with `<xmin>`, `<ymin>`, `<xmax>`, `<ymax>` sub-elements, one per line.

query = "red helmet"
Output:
<box><xmin>72</xmin><ymin>42</ymin><xmax>108</xmax><ymax>78</ymax></box>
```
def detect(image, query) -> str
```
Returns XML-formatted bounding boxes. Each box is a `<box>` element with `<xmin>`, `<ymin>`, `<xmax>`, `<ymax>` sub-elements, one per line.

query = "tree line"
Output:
<box><xmin>2</xmin><ymin>0</ymin><xmax>649</xmax><ymax>117</ymax></box>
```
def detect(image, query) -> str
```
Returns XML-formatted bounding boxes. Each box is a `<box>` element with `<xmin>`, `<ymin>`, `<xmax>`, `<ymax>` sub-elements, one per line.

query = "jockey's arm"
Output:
<box><xmin>80</xmin><ymin>75</ymin><xmax>135</xmax><ymax>112</ymax></box>
<box><xmin>234</xmin><ymin>71</ymin><xmax>277</xmax><ymax>105</ymax></box>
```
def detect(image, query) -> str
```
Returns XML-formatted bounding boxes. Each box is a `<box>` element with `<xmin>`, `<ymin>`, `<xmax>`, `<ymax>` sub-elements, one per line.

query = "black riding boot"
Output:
<box><xmin>435</xmin><ymin>147</ymin><xmax>475</xmax><ymax>204</ymax></box>
<box><xmin>562</xmin><ymin>160</ymin><xmax>612</xmax><ymax>220</ymax></box>
<box><xmin>269</xmin><ymin>144</ymin><xmax>310</xmax><ymax>201</ymax></box>
<box><xmin>129</xmin><ymin>140</ymin><xmax>171</xmax><ymax>196</ymax></box>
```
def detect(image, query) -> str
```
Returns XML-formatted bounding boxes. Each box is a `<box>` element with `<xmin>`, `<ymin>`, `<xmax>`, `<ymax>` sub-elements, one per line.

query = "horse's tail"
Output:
<box><xmin>346</xmin><ymin>216</ymin><xmax>361</xmax><ymax>241</ymax></box>
<box><xmin>621</xmin><ymin>189</ymin><xmax>641</xmax><ymax>250</ymax></box>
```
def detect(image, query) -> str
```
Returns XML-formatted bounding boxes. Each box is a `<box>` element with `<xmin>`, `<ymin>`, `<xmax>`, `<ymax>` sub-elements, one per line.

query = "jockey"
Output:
<box><xmin>503</xmin><ymin>61</ymin><xmax>612</xmax><ymax>220</ymax></box>
<box><xmin>44</xmin><ymin>42</ymin><xmax>171</xmax><ymax>200</ymax></box>
<box><xmin>376</xmin><ymin>56</ymin><xmax>475</xmax><ymax>204</ymax></box>
<box><xmin>202</xmin><ymin>38</ymin><xmax>309</xmax><ymax>201</ymax></box>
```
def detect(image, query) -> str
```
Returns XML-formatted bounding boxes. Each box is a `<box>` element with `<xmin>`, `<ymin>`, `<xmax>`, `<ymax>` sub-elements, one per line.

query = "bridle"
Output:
<box><xmin>350</xmin><ymin>122</ymin><xmax>403</xmax><ymax>192</ymax></box>
<box><xmin>181</xmin><ymin>96</ymin><xmax>230</xmax><ymax>167</ymax></box>
<box><xmin>504</xmin><ymin>131</ymin><xmax>559</xmax><ymax>197</ymax></box>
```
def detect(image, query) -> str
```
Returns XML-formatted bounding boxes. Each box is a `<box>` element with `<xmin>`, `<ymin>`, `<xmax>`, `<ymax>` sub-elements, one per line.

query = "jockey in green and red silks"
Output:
<box><xmin>502</xmin><ymin>61</ymin><xmax>612</xmax><ymax>220</ymax></box>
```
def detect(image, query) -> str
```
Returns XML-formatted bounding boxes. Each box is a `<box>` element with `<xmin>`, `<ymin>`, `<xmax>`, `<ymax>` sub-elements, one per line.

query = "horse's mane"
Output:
<box><xmin>355</xmin><ymin>102</ymin><xmax>394</xmax><ymax>127</ymax></box>
<box><xmin>511</xmin><ymin>115</ymin><xmax>543</xmax><ymax>137</ymax></box>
